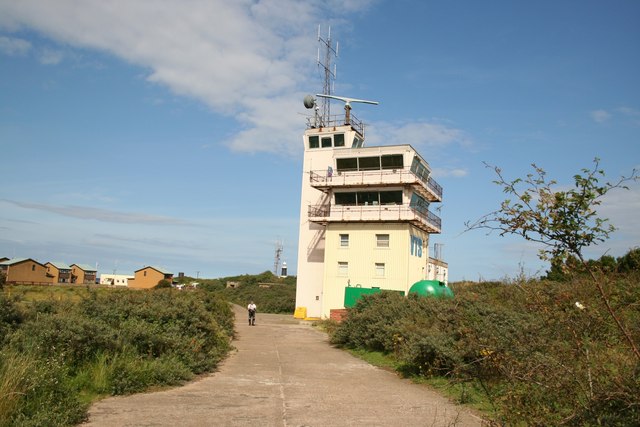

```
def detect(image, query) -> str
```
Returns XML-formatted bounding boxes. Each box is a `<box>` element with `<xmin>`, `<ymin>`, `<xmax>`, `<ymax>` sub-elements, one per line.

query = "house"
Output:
<box><xmin>128</xmin><ymin>266</ymin><xmax>173</xmax><ymax>289</ymax></box>
<box><xmin>99</xmin><ymin>274</ymin><xmax>134</xmax><ymax>287</ymax></box>
<box><xmin>71</xmin><ymin>264</ymin><xmax>97</xmax><ymax>284</ymax></box>
<box><xmin>295</xmin><ymin>94</ymin><xmax>445</xmax><ymax>319</ymax></box>
<box><xmin>45</xmin><ymin>262</ymin><xmax>72</xmax><ymax>284</ymax></box>
<box><xmin>0</xmin><ymin>258</ymin><xmax>50</xmax><ymax>285</ymax></box>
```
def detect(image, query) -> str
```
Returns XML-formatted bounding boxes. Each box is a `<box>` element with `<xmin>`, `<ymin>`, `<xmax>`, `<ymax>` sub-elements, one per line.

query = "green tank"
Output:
<box><xmin>409</xmin><ymin>280</ymin><xmax>454</xmax><ymax>299</ymax></box>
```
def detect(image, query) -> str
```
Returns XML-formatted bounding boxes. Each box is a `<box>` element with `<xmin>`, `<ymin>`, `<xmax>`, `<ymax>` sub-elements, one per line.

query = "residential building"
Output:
<box><xmin>99</xmin><ymin>274</ymin><xmax>134</xmax><ymax>287</ymax></box>
<box><xmin>0</xmin><ymin>258</ymin><xmax>50</xmax><ymax>285</ymax></box>
<box><xmin>71</xmin><ymin>264</ymin><xmax>97</xmax><ymax>284</ymax></box>
<box><xmin>45</xmin><ymin>262</ymin><xmax>72</xmax><ymax>284</ymax></box>
<box><xmin>128</xmin><ymin>266</ymin><xmax>173</xmax><ymax>289</ymax></box>
<box><xmin>295</xmin><ymin>96</ymin><xmax>444</xmax><ymax>319</ymax></box>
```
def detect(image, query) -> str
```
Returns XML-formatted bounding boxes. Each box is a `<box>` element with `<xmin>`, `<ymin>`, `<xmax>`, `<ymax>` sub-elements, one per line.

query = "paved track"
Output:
<box><xmin>83</xmin><ymin>305</ymin><xmax>484</xmax><ymax>426</ymax></box>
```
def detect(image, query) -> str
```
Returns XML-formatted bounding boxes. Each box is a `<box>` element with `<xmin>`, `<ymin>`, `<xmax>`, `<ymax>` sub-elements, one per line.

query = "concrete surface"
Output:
<box><xmin>83</xmin><ymin>305</ymin><xmax>484</xmax><ymax>426</ymax></box>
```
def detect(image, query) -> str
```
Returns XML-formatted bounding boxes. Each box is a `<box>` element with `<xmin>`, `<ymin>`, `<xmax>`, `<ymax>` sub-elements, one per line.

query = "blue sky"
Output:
<box><xmin>1</xmin><ymin>0</ymin><xmax>638</xmax><ymax>281</ymax></box>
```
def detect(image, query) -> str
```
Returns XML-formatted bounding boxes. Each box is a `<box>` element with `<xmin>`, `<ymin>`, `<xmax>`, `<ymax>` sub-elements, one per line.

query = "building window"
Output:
<box><xmin>336</xmin><ymin>157</ymin><xmax>358</xmax><ymax>171</ymax></box>
<box><xmin>381</xmin><ymin>154</ymin><xmax>404</xmax><ymax>169</ymax></box>
<box><xmin>32</xmin><ymin>265</ymin><xmax>35</xmax><ymax>271</ymax></box>
<box><xmin>334</xmin><ymin>133</ymin><xmax>345</xmax><ymax>147</ymax></box>
<box><xmin>309</xmin><ymin>135</ymin><xmax>319</xmax><ymax>149</ymax></box>
<box><xmin>321</xmin><ymin>137</ymin><xmax>332</xmax><ymax>148</ymax></box>
<box><xmin>375</xmin><ymin>263</ymin><xmax>385</xmax><ymax>277</ymax></box>
<box><xmin>338</xmin><ymin>262</ymin><xmax>348</xmax><ymax>276</ymax></box>
<box><xmin>340</xmin><ymin>234</ymin><xmax>349</xmax><ymax>247</ymax></box>
<box><xmin>410</xmin><ymin>193</ymin><xmax>430</xmax><ymax>216</ymax></box>
<box><xmin>376</xmin><ymin>234</ymin><xmax>390</xmax><ymax>248</ymax></box>
<box><xmin>379</xmin><ymin>191</ymin><xmax>402</xmax><ymax>205</ymax></box>
<box><xmin>144</xmin><ymin>271</ymin><xmax>147</xmax><ymax>277</ymax></box>
<box><xmin>358</xmin><ymin>156</ymin><xmax>380</xmax><ymax>170</ymax></box>
<box><xmin>335</xmin><ymin>192</ymin><xmax>357</xmax><ymax>205</ymax></box>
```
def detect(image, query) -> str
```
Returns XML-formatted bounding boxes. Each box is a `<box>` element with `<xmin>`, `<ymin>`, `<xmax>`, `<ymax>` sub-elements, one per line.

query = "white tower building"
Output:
<box><xmin>295</xmin><ymin>95</ymin><xmax>443</xmax><ymax>319</ymax></box>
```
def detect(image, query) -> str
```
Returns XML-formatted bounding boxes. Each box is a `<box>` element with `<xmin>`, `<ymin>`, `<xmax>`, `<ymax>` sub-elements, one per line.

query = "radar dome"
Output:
<box><xmin>303</xmin><ymin>95</ymin><xmax>316</xmax><ymax>109</ymax></box>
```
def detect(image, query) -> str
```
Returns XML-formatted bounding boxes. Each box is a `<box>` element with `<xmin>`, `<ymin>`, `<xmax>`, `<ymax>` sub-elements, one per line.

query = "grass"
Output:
<box><xmin>343</xmin><ymin>346</ymin><xmax>495</xmax><ymax>418</ymax></box>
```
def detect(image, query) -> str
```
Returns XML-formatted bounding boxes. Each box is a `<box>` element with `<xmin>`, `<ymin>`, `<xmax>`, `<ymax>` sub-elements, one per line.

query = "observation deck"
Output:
<box><xmin>309</xmin><ymin>168</ymin><xmax>443</xmax><ymax>203</ymax></box>
<box><xmin>307</xmin><ymin>203</ymin><xmax>442</xmax><ymax>234</ymax></box>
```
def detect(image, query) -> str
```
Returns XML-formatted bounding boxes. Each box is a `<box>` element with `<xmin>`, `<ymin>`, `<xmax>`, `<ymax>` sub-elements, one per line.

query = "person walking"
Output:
<box><xmin>247</xmin><ymin>301</ymin><xmax>257</xmax><ymax>326</ymax></box>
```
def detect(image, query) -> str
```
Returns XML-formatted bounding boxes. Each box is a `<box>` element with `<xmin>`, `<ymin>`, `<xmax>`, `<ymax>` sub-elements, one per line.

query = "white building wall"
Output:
<box><xmin>99</xmin><ymin>274</ymin><xmax>134</xmax><ymax>286</ymax></box>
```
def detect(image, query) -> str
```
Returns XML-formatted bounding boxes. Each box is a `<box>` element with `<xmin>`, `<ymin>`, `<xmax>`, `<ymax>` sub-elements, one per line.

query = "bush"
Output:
<box><xmin>327</xmin><ymin>274</ymin><xmax>640</xmax><ymax>425</ymax></box>
<box><xmin>0</xmin><ymin>287</ymin><xmax>234</xmax><ymax>424</ymax></box>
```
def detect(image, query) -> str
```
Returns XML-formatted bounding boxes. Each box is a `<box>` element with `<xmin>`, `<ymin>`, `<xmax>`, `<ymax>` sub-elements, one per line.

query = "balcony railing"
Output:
<box><xmin>307</xmin><ymin>203</ymin><xmax>441</xmax><ymax>233</ymax></box>
<box><xmin>306</xmin><ymin>113</ymin><xmax>365</xmax><ymax>136</ymax></box>
<box><xmin>310</xmin><ymin>168</ymin><xmax>443</xmax><ymax>201</ymax></box>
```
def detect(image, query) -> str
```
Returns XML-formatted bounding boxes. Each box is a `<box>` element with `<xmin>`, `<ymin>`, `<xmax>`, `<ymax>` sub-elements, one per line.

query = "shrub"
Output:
<box><xmin>327</xmin><ymin>274</ymin><xmax>640</xmax><ymax>425</ymax></box>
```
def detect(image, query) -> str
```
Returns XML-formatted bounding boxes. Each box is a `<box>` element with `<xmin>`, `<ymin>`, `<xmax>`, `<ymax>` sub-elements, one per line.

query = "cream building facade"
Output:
<box><xmin>295</xmin><ymin>100</ymin><xmax>444</xmax><ymax>319</ymax></box>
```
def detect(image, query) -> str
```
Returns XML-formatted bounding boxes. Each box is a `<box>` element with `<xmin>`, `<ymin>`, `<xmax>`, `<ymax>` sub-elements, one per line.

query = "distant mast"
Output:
<box><xmin>317</xmin><ymin>25</ymin><xmax>338</xmax><ymax>125</ymax></box>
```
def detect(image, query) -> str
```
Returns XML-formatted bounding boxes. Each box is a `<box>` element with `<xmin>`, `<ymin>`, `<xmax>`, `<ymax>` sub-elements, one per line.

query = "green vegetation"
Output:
<box><xmin>467</xmin><ymin>159</ymin><xmax>639</xmax><ymax>360</ymax></box>
<box><xmin>176</xmin><ymin>270</ymin><xmax>297</xmax><ymax>314</ymax></box>
<box><xmin>0</xmin><ymin>288</ymin><xmax>233</xmax><ymax>426</ymax></box>
<box><xmin>328</xmin><ymin>264</ymin><xmax>640</xmax><ymax>425</ymax></box>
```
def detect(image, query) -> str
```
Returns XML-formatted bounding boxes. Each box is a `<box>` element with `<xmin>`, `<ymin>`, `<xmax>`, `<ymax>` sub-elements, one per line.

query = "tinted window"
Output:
<box><xmin>336</xmin><ymin>158</ymin><xmax>357</xmax><ymax>171</ymax></box>
<box><xmin>358</xmin><ymin>156</ymin><xmax>380</xmax><ymax>170</ymax></box>
<box><xmin>380</xmin><ymin>191</ymin><xmax>403</xmax><ymax>205</ymax></box>
<box><xmin>334</xmin><ymin>133</ymin><xmax>345</xmax><ymax>147</ymax></box>
<box><xmin>335</xmin><ymin>192</ymin><xmax>357</xmax><ymax>205</ymax></box>
<box><xmin>321</xmin><ymin>137</ymin><xmax>332</xmax><ymax>147</ymax></box>
<box><xmin>309</xmin><ymin>136</ymin><xmax>319</xmax><ymax>149</ymax></box>
<box><xmin>381</xmin><ymin>154</ymin><xmax>404</xmax><ymax>169</ymax></box>
<box><xmin>357</xmin><ymin>191</ymin><xmax>379</xmax><ymax>205</ymax></box>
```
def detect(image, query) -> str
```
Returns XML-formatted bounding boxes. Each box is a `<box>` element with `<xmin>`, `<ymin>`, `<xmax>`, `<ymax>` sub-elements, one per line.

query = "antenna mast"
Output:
<box><xmin>274</xmin><ymin>239</ymin><xmax>283</xmax><ymax>276</ymax></box>
<box><xmin>317</xmin><ymin>25</ymin><xmax>338</xmax><ymax>125</ymax></box>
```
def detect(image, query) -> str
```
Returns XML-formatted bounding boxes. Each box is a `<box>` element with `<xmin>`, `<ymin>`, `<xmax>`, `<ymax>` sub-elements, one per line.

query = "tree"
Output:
<box><xmin>466</xmin><ymin>158</ymin><xmax>639</xmax><ymax>360</ymax></box>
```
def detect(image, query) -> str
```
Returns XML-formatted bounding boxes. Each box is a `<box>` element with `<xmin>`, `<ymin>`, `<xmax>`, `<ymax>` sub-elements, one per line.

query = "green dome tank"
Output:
<box><xmin>409</xmin><ymin>280</ymin><xmax>454</xmax><ymax>299</ymax></box>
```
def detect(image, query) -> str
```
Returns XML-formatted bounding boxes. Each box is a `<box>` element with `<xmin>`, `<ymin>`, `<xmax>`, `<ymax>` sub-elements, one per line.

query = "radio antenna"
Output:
<box><xmin>317</xmin><ymin>25</ymin><xmax>338</xmax><ymax>125</ymax></box>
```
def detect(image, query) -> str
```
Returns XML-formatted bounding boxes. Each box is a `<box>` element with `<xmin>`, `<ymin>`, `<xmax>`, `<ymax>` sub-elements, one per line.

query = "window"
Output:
<box><xmin>321</xmin><ymin>137</ymin><xmax>332</xmax><ymax>148</ymax></box>
<box><xmin>336</xmin><ymin>190</ymin><xmax>402</xmax><ymax>206</ymax></box>
<box><xmin>376</xmin><ymin>234</ymin><xmax>390</xmax><ymax>248</ymax></box>
<box><xmin>357</xmin><ymin>191</ymin><xmax>379</xmax><ymax>205</ymax></box>
<box><xmin>338</xmin><ymin>262</ymin><xmax>348</xmax><ymax>276</ymax></box>
<box><xmin>335</xmin><ymin>192</ymin><xmax>357</xmax><ymax>205</ymax></box>
<box><xmin>358</xmin><ymin>156</ymin><xmax>381</xmax><ymax>170</ymax></box>
<box><xmin>144</xmin><ymin>271</ymin><xmax>147</xmax><ymax>277</ymax></box>
<box><xmin>410</xmin><ymin>193</ymin><xmax>430</xmax><ymax>215</ymax></box>
<box><xmin>309</xmin><ymin>135</ymin><xmax>319</xmax><ymax>149</ymax></box>
<box><xmin>379</xmin><ymin>191</ymin><xmax>402</xmax><ymax>205</ymax></box>
<box><xmin>381</xmin><ymin>154</ymin><xmax>404</xmax><ymax>169</ymax></box>
<box><xmin>375</xmin><ymin>263</ymin><xmax>385</xmax><ymax>277</ymax></box>
<box><xmin>336</xmin><ymin>157</ymin><xmax>358</xmax><ymax>171</ymax></box>
<box><xmin>334</xmin><ymin>133</ymin><xmax>345</xmax><ymax>147</ymax></box>
<box><xmin>352</xmin><ymin>137</ymin><xmax>363</xmax><ymax>148</ymax></box>
<box><xmin>32</xmin><ymin>265</ymin><xmax>35</xmax><ymax>271</ymax></box>
<box><xmin>340</xmin><ymin>234</ymin><xmax>349</xmax><ymax>247</ymax></box>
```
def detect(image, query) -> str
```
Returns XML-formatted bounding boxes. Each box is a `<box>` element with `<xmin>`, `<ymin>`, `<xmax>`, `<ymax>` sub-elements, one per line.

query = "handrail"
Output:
<box><xmin>306</xmin><ymin>112</ymin><xmax>365</xmax><ymax>136</ymax></box>
<box><xmin>309</xmin><ymin>168</ymin><xmax>443</xmax><ymax>199</ymax></box>
<box><xmin>307</xmin><ymin>203</ymin><xmax>441</xmax><ymax>231</ymax></box>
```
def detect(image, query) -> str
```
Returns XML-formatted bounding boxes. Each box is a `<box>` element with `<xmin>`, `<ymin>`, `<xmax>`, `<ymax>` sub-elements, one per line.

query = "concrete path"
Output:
<box><xmin>83</xmin><ymin>305</ymin><xmax>484</xmax><ymax>426</ymax></box>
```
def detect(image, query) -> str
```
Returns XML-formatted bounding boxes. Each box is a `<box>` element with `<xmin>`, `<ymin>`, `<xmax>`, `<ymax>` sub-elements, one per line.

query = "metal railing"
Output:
<box><xmin>307</xmin><ymin>203</ymin><xmax>441</xmax><ymax>232</ymax></box>
<box><xmin>310</xmin><ymin>168</ymin><xmax>443</xmax><ymax>200</ymax></box>
<box><xmin>306</xmin><ymin>113</ymin><xmax>365</xmax><ymax>136</ymax></box>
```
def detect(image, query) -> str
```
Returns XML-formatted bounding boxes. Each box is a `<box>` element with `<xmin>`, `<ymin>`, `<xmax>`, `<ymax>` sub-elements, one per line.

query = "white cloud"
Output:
<box><xmin>3</xmin><ymin>199</ymin><xmax>190</xmax><ymax>225</ymax></box>
<box><xmin>0</xmin><ymin>0</ymin><xmax>376</xmax><ymax>154</ymax></box>
<box><xmin>0</xmin><ymin>35</ymin><xmax>31</xmax><ymax>55</ymax></box>
<box><xmin>38</xmin><ymin>47</ymin><xmax>64</xmax><ymax>65</ymax></box>
<box><xmin>590</xmin><ymin>109</ymin><xmax>611</xmax><ymax>123</ymax></box>
<box><xmin>617</xmin><ymin>106</ymin><xmax>640</xmax><ymax>125</ymax></box>
<box><xmin>366</xmin><ymin>120</ymin><xmax>471</xmax><ymax>151</ymax></box>
<box><xmin>432</xmin><ymin>167</ymin><xmax>468</xmax><ymax>178</ymax></box>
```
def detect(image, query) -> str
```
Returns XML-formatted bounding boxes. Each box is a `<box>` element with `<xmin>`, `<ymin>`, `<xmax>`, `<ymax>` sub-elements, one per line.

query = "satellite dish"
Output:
<box><xmin>303</xmin><ymin>95</ymin><xmax>316</xmax><ymax>109</ymax></box>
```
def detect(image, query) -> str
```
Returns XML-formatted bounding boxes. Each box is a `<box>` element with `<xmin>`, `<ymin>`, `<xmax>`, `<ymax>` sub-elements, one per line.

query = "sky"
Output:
<box><xmin>1</xmin><ymin>0</ymin><xmax>639</xmax><ymax>281</ymax></box>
